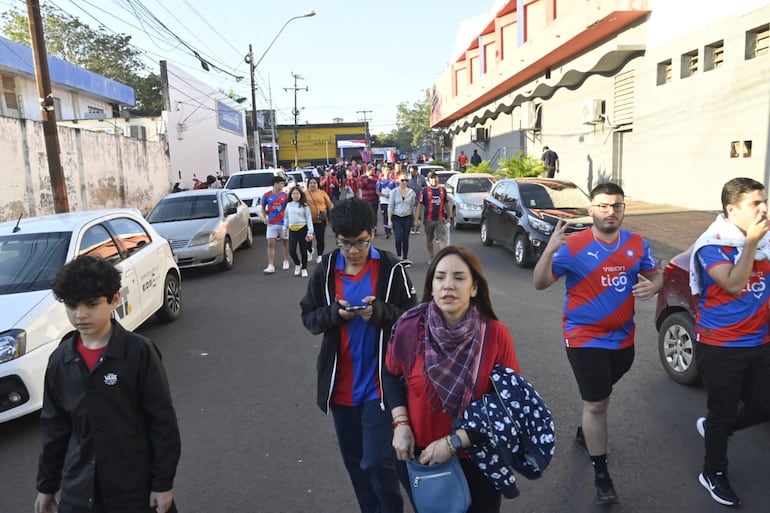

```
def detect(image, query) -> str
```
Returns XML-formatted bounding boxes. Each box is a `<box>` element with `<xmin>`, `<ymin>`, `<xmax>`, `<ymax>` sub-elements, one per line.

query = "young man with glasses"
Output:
<box><xmin>300</xmin><ymin>197</ymin><xmax>417</xmax><ymax>513</ymax></box>
<box><xmin>533</xmin><ymin>182</ymin><xmax>662</xmax><ymax>504</ymax></box>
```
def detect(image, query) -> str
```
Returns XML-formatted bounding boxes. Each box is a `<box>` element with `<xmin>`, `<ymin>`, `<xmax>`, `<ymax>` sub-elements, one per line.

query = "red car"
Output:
<box><xmin>655</xmin><ymin>250</ymin><xmax>700</xmax><ymax>385</ymax></box>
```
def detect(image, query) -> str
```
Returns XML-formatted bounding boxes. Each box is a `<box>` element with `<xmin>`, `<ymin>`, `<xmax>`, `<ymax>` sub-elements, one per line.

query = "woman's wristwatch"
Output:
<box><xmin>449</xmin><ymin>432</ymin><xmax>463</xmax><ymax>452</ymax></box>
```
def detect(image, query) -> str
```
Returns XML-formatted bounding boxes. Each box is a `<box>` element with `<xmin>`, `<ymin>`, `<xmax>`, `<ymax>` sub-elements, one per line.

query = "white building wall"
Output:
<box><xmin>0</xmin><ymin>116</ymin><xmax>170</xmax><ymax>221</ymax></box>
<box><xmin>163</xmin><ymin>63</ymin><xmax>249</xmax><ymax>190</ymax></box>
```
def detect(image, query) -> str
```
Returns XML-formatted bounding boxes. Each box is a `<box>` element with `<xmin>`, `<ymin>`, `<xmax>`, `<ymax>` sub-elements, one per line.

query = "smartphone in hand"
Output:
<box><xmin>345</xmin><ymin>305</ymin><xmax>368</xmax><ymax>312</ymax></box>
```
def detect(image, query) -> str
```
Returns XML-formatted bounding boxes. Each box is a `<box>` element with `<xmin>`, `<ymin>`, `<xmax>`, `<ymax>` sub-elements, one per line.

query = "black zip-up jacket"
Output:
<box><xmin>37</xmin><ymin>320</ymin><xmax>181</xmax><ymax>510</ymax></box>
<box><xmin>300</xmin><ymin>247</ymin><xmax>417</xmax><ymax>413</ymax></box>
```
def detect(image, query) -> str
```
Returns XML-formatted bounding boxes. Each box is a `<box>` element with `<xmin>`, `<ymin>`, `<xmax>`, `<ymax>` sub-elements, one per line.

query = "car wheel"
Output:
<box><xmin>155</xmin><ymin>272</ymin><xmax>181</xmax><ymax>323</ymax></box>
<box><xmin>241</xmin><ymin>223</ymin><xmax>254</xmax><ymax>249</ymax></box>
<box><xmin>658</xmin><ymin>311</ymin><xmax>700</xmax><ymax>385</ymax></box>
<box><xmin>513</xmin><ymin>234</ymin><xmax>531</xmax><ymax>268</ymax></box>
<box><xmin>220</xmin><ymin>237</ymin><xmax>234</xmax><ymax>271</ymax></box>
<box><xmin>480</xmin><ymin>219</ymin><xmax>493</xmax><ymax>246</ymax></box>
<box><xmin>451</xmin><ymin>207</ymin><xmax>462</xmax><ymax>230</ymax></box>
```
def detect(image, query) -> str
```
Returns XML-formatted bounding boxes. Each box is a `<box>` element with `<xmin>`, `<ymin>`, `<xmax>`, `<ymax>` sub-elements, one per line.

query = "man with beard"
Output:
<box><xmin>533</xmin><ymin>182</ymin><xmax>662</xmax><ymax>505</ymax></box>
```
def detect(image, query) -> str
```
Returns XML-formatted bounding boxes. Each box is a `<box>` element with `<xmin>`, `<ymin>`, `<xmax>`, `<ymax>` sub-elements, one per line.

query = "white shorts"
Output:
<box><xmin>266</xmin><ymin>224</ymin><xmax>288</xmax><ymax>239</ymax></box>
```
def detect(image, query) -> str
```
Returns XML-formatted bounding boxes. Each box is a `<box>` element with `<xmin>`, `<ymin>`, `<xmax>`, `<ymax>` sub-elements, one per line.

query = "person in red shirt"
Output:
<box><xmin>458</xmin><ymin>150</ymin><xmax>468</xmax><ymax>171</ymax></box>
<box><xmin>384</xmin><ymin>246</ymin><xmax>520</xmax><ymax>513</ymax></box>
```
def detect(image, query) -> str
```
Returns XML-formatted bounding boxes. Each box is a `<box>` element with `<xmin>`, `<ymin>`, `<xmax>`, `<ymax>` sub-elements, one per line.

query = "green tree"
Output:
<box><xmin>395</xmin><ymin>88</ymin><xmax>431</xmax><ymax>151</ymax></box>
<box><xmin>1</xmin><ymin>5</ymin><xmax>162</xmax><ymax>111</ymax></box>
<box><xmin>495</xmin><ymin>150</ymin><xmax>544</xmax><ymax>178</ymax></box>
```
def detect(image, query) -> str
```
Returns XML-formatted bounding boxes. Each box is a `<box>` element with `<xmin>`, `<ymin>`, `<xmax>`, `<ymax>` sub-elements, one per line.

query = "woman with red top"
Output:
<box><xmin>384</xmin><ymin>245</ymin><xmax>520</xmax><ymax>513</ymax></box>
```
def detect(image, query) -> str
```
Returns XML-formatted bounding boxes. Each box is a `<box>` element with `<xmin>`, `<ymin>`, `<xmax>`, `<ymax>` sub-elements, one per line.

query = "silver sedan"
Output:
<box><xmin>445</xmin><ymin>173</ymin><xmax>497</xmax><ymax>229</ymax></box>
<box><xmin>147</xmin><ymin>189</ymin><xmax>253</xmax><ymax>271</ymax></box>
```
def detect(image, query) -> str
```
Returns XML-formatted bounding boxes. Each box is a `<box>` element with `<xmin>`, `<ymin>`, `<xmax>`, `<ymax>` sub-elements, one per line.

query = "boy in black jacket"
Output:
<box><xmin>301</xmin><ymin>197</ymin><xmax>417</xmax><ymax>513</ymax></box>
<box><xmin>35</xmin><ymin>256</ymin><xmax>181</xmax><ymax>513</ymax></box>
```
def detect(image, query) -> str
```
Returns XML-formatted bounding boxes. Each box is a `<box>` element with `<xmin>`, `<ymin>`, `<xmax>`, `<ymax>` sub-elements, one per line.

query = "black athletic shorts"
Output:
<box><xmin>566</xmin><ymin>345</ymin><xmax>635</xmax><ymax>402</ymax></box>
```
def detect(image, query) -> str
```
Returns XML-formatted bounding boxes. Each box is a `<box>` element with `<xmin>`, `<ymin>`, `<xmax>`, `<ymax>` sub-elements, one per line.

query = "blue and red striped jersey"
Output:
<box><xmin>418</xmin><ymin>186</ymin><xmax>447</xmax><ymax>222</ymax></box>
<box><xmin>551</xmin><ymin>229</ymin><xmax>658</xmax><ymax>349</ymax></box>
<box><xmin>262</xmin><ymin>191</ymin><xmax>288</xmax><ymax>225</ymax></box>
<box><xmin>332</xmin><ymin>248</ymin><xmax>382</xmax><ymax>406</ymax></box>
<box><xmin>696</xmin><ymin>245</ymin><xmax>770</xmax><ymax>347</ymax></box>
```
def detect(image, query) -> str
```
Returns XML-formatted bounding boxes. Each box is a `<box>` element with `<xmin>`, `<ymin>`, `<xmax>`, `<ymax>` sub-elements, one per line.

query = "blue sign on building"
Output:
<box><xmin>216</xmin><ymin>101</ymin><xmax>244</xmax><ymax>136</ymax></box>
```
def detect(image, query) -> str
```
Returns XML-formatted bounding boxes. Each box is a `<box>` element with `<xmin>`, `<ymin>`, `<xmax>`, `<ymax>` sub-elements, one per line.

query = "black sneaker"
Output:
<box><xmin>595</xmin><ymin>473</ymin><xmax>619</xmax><ymax>505</ymax></box>
<box><xmin>575</xmin><ymin>426</ymin><xmax>589</xmax><ymax>455</ymax></box>
<box><xmin>699</xmin><ymin>471</ymin><xmax>740</xmax><ymax>507</ymax></box>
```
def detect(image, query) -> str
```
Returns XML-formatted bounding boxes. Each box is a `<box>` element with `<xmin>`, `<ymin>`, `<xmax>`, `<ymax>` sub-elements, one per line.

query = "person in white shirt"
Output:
<box><xmin>387</xmin><ymin>172</ymin><xmax>417</xmax><ymax>259</ymax></box>
<box><xmin>283</xmin><ymin>186</ymin><xmax>315</xmax><ymax>277</ymax></box>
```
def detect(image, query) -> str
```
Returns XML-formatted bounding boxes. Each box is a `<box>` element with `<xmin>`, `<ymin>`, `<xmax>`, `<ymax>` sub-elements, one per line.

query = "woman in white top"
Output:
<box><xmin>283</xmin><ymin>186</ymin><xmax>315</xmax><ymax>277</ymax></box>
<box><xmin>387</xmin><ymin>172</ymin><xmax>417</xmax><ymax>259</ymax></box>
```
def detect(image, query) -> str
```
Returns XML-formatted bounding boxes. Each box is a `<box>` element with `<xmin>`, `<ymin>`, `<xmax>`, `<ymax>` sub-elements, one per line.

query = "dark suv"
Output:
<box><xmin>655</xmin><ymin>251</ymin><xmax>700</xmax><ymax>385</ymax></box>
<box><xmin>480</xmin><ymin>178</ymin><xmax>591</xmax><ymax>267</ymax></box>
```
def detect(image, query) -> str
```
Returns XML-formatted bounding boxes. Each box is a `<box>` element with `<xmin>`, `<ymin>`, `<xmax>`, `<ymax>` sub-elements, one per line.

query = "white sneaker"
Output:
<box><xmin>294</xmin><ymin>264</ymin><xmax>301</xmax><ymax>276</ymax></box>
<box><xmin>282</xmin><ymin>260</ymin><xmax>290</xmax><ymax>270</ymax></box>
<box><xmin>301</xmin><ymin>269</ymin><xmax>308</xmax><ymax>278</ymax></box>
<box><xmin>696</xmin><ymin>417</ymin><xmax>706</xmax><ymax>438</ymax></box>
<box><xmin>316</xmin><ymin>255</ymin><xmax>322</xmax><ymax>264</ymax></box>
<box><xmin>263</xmin><ymin>264</ymin><xmax>275</xmax><ymax>274</ymax></box>
<box><xmin>307</xmin><ymin>249</ymin><xmax>313</xmax><ymax>260</ymax></box>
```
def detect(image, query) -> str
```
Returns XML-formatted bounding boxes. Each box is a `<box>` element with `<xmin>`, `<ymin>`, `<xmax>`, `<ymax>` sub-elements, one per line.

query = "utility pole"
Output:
<box><xmin>26</xmin><ymin>0</ymin><xmax>69</xmax><ymax>212</ymax></box>
<box><xmin>284</xmin><ymin>73</ymin><xmax>307</xmax><ymax>169</ymax></box>
<box><xmin>356</xmin><ymin>109</ymin><xmax>372</xmax><ymax>164</ymax></box>
<box><xmin>245</xmin><ymin>44</ymin><xmax>263</xmax><ymax>169</ymax></box>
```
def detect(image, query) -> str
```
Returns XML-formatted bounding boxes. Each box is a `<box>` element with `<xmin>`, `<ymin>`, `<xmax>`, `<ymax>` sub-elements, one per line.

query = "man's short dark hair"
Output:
<box><xmin>590</xmin><ymin>182</ymin><xmax>624</xmax><ymax>199</ymax></box>
<box><xmin>329</xmin><ymin>197</ymin><xmax>375</xmax><ymax>238</ymax></box>
<box><xmin>53</xmin><ymin>255</ymin><xmax>121</xmax><ymax>304</ymax></box>
<box><xmin>409</xmin><ymin>165</ymin><xmax>418</xmax><ymax>173</ymax></box>
<box><xmin>427</xmin><ymin>171</ymin><xmax>438</xmax><ymax>179</ymax></box>
<box><xmin>721</xmin><ymin>177</ymin><xmax>765</xmax><ymax>215</ymax></box>
<box><xmin>271</xmin><ymin>175</ymin><xmax>286</xmax><ymax>185</ymax></box>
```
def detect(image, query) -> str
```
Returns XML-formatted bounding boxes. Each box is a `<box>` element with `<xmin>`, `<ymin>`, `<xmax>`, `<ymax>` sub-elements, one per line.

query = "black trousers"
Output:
<box><xmin>288</xmin><ymin>226</ymin><xmax>309</xmax><ymax>268</ymax></box>
<box><xmin>696</xmin><ymin>342</ymin><xmax>770</xmax><ymax>472</ymax></box>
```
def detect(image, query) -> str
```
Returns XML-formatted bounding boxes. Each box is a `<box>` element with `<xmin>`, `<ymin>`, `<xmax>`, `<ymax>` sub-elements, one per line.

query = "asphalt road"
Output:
<box><xmin>2</xmin><ymin>217</ymin><xmax>769</xmax><ymax>513</ymax></box>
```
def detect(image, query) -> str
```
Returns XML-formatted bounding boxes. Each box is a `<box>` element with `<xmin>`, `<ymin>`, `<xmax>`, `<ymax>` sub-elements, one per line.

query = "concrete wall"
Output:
<box><xmin>0</xmin><ymin>116</ymin><xmax>170</xmax><ymax>222</ymax></box>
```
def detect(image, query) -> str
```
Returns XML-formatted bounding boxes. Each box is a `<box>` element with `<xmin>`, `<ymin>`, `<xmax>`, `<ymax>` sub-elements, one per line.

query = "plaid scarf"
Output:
<box><xmin>424</xmin><ymin>301</ymin><xmax>483</xmax><ymax>418</ymax></box>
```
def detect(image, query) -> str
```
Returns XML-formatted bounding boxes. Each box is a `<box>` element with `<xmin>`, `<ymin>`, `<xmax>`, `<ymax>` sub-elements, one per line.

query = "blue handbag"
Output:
<box><xmin>406</xmin><ymin>456</ymin><xmax>471</xmax><ymax>513</ymax></box>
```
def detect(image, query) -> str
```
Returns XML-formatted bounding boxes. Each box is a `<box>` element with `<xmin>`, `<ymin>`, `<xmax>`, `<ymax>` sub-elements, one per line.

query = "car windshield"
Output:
<box><xmin>519</xmin><ymin>183</ymin><xmax>589</xmax><ymax>209</ymax></box>
<box><xmin>457</xmin><ymin>178</ymin><xmax>494</xmax><ymax>193</ymax></box>
<box><xmin>226</xmin><ymin>173</ymin><xmax>274</xmax><ymax>189</ymax></box>
<box><xmin>0</xmin><ymin>232</ymin><xmax>70</xmax><ymax>295</ymax></box>
<box><xmin>147</xmin><ymin>196</ymin><xmax>220</xmax><ymax>223</ymax></box>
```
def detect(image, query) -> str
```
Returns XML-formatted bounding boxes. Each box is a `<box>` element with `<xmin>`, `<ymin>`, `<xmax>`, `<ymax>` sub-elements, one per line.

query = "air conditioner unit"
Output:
<box><xmin>581</xmin><ymin>99</ymin><xmax>604</xmax><ymax>124</ymax></box>
<box><xmin>523</xmin><ymin>101</ymin><xmax>540</xmax><ymax>130</ymax></box>
<box><xmin>471</xmin><ymin>127</ymin><xmax>487</xmax><ymax>142</ymax></box>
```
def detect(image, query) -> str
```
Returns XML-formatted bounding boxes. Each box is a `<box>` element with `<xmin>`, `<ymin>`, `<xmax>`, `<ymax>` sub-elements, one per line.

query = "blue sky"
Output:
<box><xmin>0</xmin><ymin>0</ymin><xmax>497</xmax><ymax>132</ymax></box>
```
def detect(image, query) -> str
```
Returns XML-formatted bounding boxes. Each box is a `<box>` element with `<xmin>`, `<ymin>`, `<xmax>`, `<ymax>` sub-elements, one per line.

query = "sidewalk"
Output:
<box><xmin>621</xmin><ymin>199</ymin><xmax>717</xmax><ymax>265</ymax></box>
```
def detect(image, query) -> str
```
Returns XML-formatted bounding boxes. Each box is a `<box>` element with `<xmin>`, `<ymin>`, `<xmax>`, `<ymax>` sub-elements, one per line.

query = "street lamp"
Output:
<box><xmin>246</xmin><ymin>10</ymin><xmax>316</xmax><ymax>169</ymax></box>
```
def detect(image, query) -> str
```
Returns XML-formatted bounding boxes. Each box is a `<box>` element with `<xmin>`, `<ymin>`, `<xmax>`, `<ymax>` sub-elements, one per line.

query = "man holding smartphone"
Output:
<box><xmin>301</xmin><ymin>197</ymin><xmax>417</xmax><ymax>513</ymax></box>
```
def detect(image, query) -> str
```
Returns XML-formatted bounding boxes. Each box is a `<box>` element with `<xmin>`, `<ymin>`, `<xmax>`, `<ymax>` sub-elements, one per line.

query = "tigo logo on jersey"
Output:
<box><xmin>743</xmin><ymin>271</ymin><xmax>766</xmax><ymax>299</ymax></box>
<box><xmin>103</xmin><ymin>373</ymin><xmax>118</xmax><ymax>386</ymax></box>
<box><xmin>600</xmin><ymin>266</ymin><xmax>628</xmax><ymax>292</ymax></box>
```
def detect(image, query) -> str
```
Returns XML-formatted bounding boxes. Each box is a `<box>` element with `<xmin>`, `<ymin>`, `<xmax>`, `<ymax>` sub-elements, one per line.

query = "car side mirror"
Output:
<box><xmin>224</xmin><ymin>206</ymin><xmax>237</xmax><ymax>216</ymax></box>
<box><xmin>504</xmin><ymin>201</ymin><xmax>522</xmax><ymax>217</ymax></box>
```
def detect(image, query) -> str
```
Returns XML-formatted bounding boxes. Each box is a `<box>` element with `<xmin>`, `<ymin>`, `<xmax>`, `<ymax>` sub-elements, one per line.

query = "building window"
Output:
<box><xmin>704</xmin><ymin>41</ymin><xmax>724</xmax><ymax>71</ymax></box>
<box><xmin>656</xmin><ymin>59</ymin><xmax>672</xmax><ymax>85</ymax></box>
<box><xmin>745</xmin><ymin>24</ymin><xmax>769</xmax><ymax>59</ymax></box>
<box><xmin>680</xmin><ymin>50</ymin><xmax>698</xmax><ymax>78</ymax></box>
<box><xmin>730</xmin><ymin>141</ymin><xmax>753</xmax><ymax>158</ymax></box>
<box><xmin>129</xmin><ymin>125</ymin><xmax>147</xmax><ymax>140</ymax></box>
<box><xmin>1</xmin><ymin>73</ymin><xmax>19</xmax><ymax>110</ymax></box>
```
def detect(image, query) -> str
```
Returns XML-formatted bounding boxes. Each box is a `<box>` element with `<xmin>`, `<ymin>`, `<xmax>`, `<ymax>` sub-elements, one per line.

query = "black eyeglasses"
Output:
<box><xmin>336</xmin><ymin>238</ymin><xmax>371</xmax><ymax>251</ymax></box>
<box><xmin>400</xmin><ymin>179</ymin><xmax>408</xmax><ymax>182</ymax></box>
<box><xmin>591</xmin><ymin>202</ymin><xmax>626</xmax><ymax>213</ymax></box>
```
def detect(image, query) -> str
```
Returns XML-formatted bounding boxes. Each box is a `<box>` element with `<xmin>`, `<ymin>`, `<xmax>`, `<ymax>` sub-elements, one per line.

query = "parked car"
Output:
<box><xmin>434</xmin><ymin>171</ymin><xmax>459</xmax><ymax>185</ymax></box>
<box><xmin>655</xmin><ymin>250</ymin><xmax>700</xmax><ymax>385</ymax></box>
<box><xmin>480</xmin><ymin>178</ymin><xmax>592</xmax><ymax>267</ymax></box>
<box><xmin>287</xmin><ymin>169</ymin><xmax>315</xmax><ymax>191</ymax></box>
<box><xmin>417</xmin><ymin>165</ymin><xmax>447</xmax><ymax>178</ymax></box>
<box><xmin>444</xmin><ymin>173</ymin><xmax>497</xmax><ymax>229</ymax></box>
<box><xmin>224</xmin><ymin>169</ymin><xmax>289</xmax><ymax>224</ymax></box>
<box><xmin>146</xmin><ymin>189</ymin><xmax>252</xmax><ymax>271</ymax></box>
<box><xmin>0</xmin><ymin>209</ymin><xmax>181</xmax><ymax>423</ymax></box>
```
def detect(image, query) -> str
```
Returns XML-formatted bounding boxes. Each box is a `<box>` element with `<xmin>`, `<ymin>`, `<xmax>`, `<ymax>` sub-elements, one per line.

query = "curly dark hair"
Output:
<box><xmin>52</xmin><ymin>255</ymin><xmax>121</xmax><ymax>304</ymax></box>
<box><xmin>329</xmin><ymin>197</ymin><xmax>375</xmax><ymax>238</ymax></box>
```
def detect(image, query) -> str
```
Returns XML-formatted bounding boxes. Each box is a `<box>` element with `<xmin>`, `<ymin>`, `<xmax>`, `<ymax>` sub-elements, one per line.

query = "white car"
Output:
<box><xmin>444</xmin><ymin>173</ymin><xmax>497</xmax><ymax>229</ymax></box>
<box><xmin>224</xmin><ymin>169</ymin><xmax>289</xmax><ymax>224</ymax></box>
<box><xmin>0</xmin><ymin>209</ymin><xmax>182</xmax><ymax>423</ymax></box>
